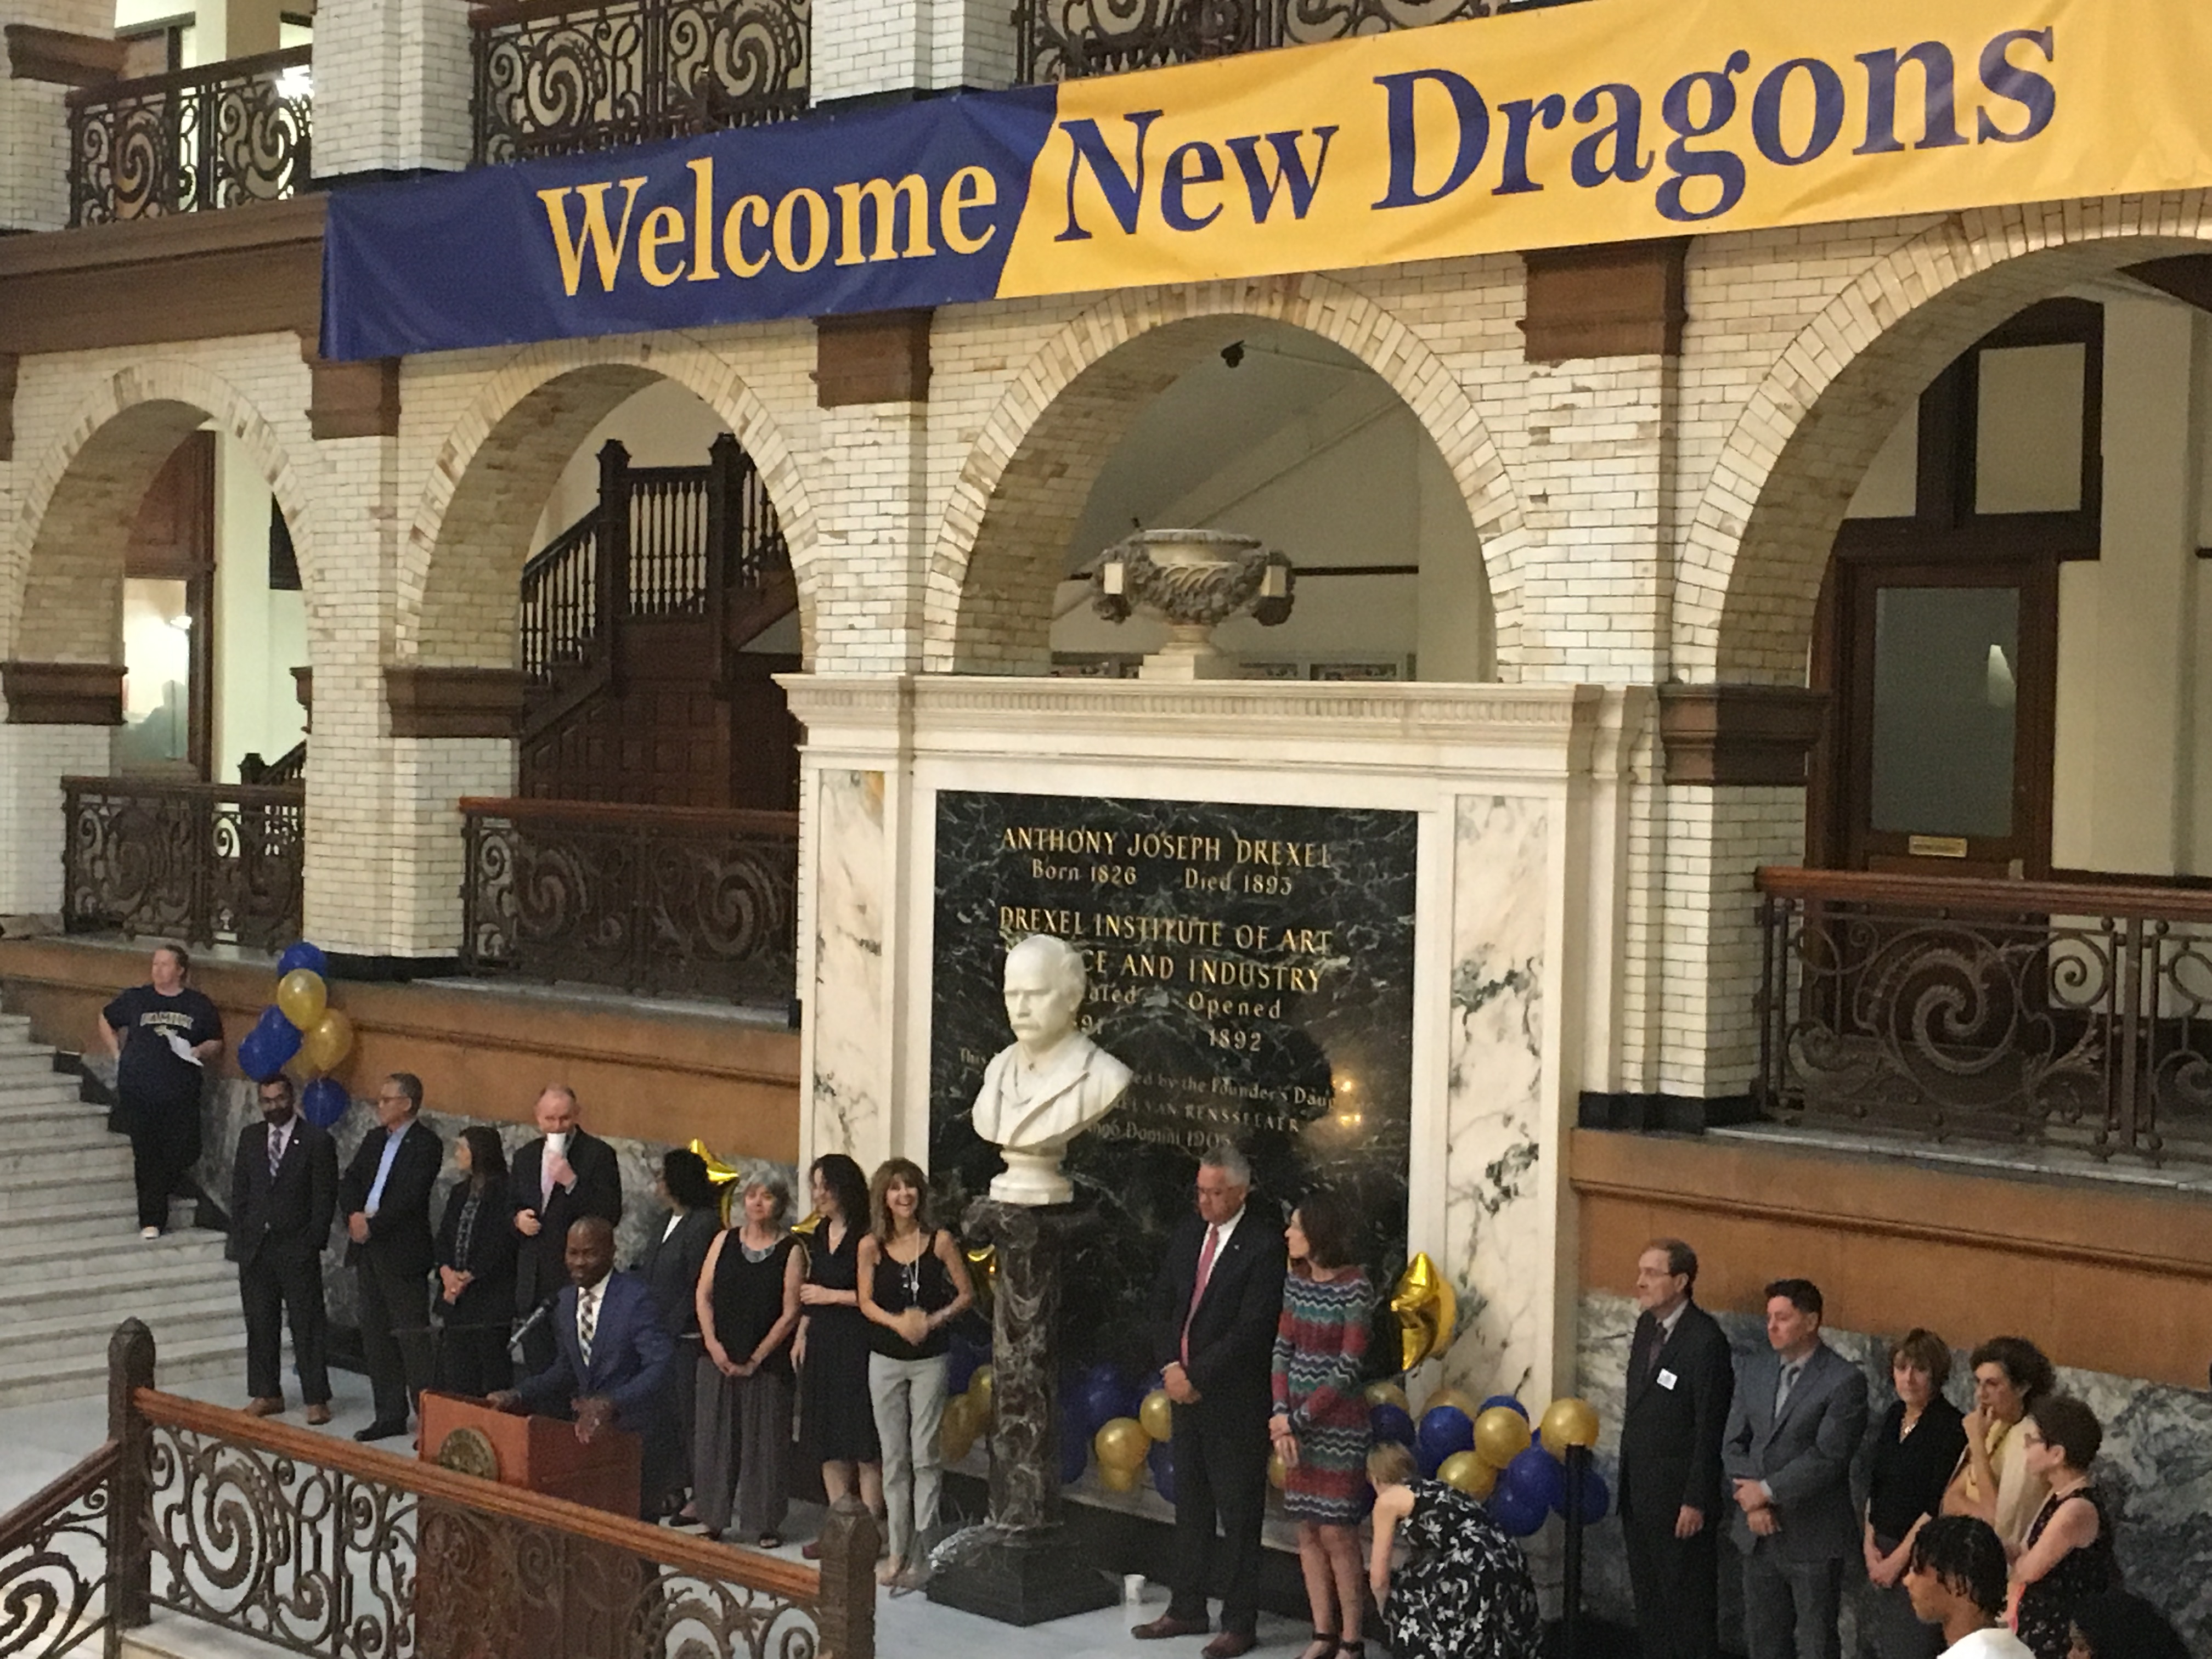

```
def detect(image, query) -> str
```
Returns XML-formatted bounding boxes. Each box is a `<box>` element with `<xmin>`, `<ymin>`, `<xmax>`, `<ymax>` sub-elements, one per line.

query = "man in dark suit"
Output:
<box><xmin>1133</xmin><ymin>1144</ymin><xmax>1288</xmax><ymax>1659</ymax></box>
<box><xmin>228</xmin><ymin>1075</ymin><xmax>338</xmax><ymax>1424</ymax></box>
<box><xmin>340</xmin><ymin>1072</ymin><xmax>443</xmax><ymax>1443</ymax></box>
<box><xmin>1722</xmin><ymin>1277</ymin><xmax>1870</xmax><ymax>1659</ymax></box>
<box><xmin>492</xmin><ymin>1216</ymin><xmax>673</xmax><ymax>1516</ymax></box>
<box><xmin>1618</xmin><ymin>1238</ymin><xmax>1736</xmax><ymax>1659</ymax></box>
<box><xmin>510</xmin><ymin>1085</ymin><xmax>625</xmax><ymax>1375</ymax></box>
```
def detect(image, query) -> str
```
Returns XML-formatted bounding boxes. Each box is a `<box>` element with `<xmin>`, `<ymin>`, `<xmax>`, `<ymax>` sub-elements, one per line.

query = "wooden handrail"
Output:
<box><xmin>461</xmin><ymin>797</ymin><xmax>799</xmax><ymax>836</ymax></box>
<box><xmin>0</xmin><ymin>1440</ymin><xmax>117</xmax><ymax>1550</ymax></box>
<box><xmin>1755</xmin><ymin>865</ymin><xmax>2212</xmax><ymax>927</ymax></box>
<box><xmin>134</xmin><ymin>1389</ymin><xmax>820</xmax><ymax>1601</ymax></box>
<box><xmin>65</xmin><ymin>44</ymin><xmax>309</xmax><ymax>107</ymax></box>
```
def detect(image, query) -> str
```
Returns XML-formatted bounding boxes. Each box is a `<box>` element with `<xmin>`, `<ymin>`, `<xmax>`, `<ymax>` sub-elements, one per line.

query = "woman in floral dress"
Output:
<box><xmin>1367</xmin><ymin>1440</ymin><xmax>1542</xmax><ymax>1659</ymax></box>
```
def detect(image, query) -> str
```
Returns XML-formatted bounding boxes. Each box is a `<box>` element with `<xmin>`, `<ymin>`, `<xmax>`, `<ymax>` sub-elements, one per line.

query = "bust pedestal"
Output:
<box><xmin>926</xmin><ymin>1198</ymin><xmax>1116</xmax><ymax>1626</ymax></box>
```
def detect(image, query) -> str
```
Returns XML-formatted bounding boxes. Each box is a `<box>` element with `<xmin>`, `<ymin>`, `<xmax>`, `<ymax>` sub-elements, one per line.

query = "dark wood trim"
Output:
<box><xmin>0</xmin><ymin>353</ymin><xmax>15</xmax><ymax>462</ymax></box>
<box><xmin>306</xmin><ymin>349</ymin><xmax>400</xmax><ymax>439</ymax></box>
<box><xmin>1519</xmin><ymin>238</ymin><xmax>1688</xmax><ymax>363</ymax></box>
<box><xmin>1</xmin><ymin>661</ymin><xmax>123</xmax><ymax>724</ymax></box>
<box><xmin>0</xmin><ymin>195</ymin><xmax>322</xmax><ymax>357</ymax></box>
<box><xmin>384</xmin><ymin>665</ymin><xmax>528</xmax><ymax>739</ymax></box>
<box><xmin>814</xmin><ymin>309</ymin><xmax>931</xmax><ymax>407</ymax></box>
<box><xmin>1657</xmin><ymin>683</ymin><xmax>1827</xmax><ymax>787</ymax></box>
<box><xmin>4</xmin><ymin>22</ymin><xmax>128</xmax><ymax>86</ymax></box>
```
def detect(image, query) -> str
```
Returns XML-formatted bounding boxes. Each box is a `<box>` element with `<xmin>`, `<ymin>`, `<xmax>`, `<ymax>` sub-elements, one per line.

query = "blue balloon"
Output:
<box><xmin>1059</xmin><ymin>1409</ymin><xmax>1091</xmax><ymax>1484</ymax></box>
<box><xmin>1369</xmin><ymin>1403</ymin><xmax>1417</xmax><ymax>1446</ymax></box>
<box><xmin>1148</xmin><ymin>1440</ymin><xmax>1176</xmax><ymax>1505</ymax></box>
<box><xmin>1415</xmin><ymin>1404</ymin><xmax>1475</xmax><ymax>1469</ymax></box>
<box><xmin>300</xmin><ymin>1076</ymin><xmax>349</xmax><ymax>1130</ymax></box>
<box><xmin>1505</xmin><ymin>1446</ymin><xmax>1566</xmax><ymax>1513</ymax></box>
<box><xmin>1488</xmin><ymin>1482</ymin><xmax>1548</xmax><ymax>1538</ymax></box>
<box><xmin>276</xmin><ymin>941</ymin><xmax>329</xmax><ymax>979</ymax></box>
<box><xmin>1481</xmin><ymin>1393</ymin><xmax>1530</xmax><ymax>1420</ymax></box>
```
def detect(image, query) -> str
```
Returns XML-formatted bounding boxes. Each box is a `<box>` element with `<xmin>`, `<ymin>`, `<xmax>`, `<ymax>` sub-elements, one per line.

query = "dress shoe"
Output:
<box><xmin>245</xmin><ymin>1397</ymin><xmax>285</xmax><ymax>1417</ymax></box>
<box><xmin>1131</xmin><ymin>1614</ymin><xmax>1210</xmax><ymax>1640</ymax></box>
<box><xmin>1201</xmin><ymin>1633</ymin><xmax>1257</xmax><ymax>1659</ymax></box>
<box><xmin>304</xmin><ymin>1403</ymin><xmax>332</xmax><ymax>1426</ymax></box>
<box><xmin>353</xmin><ymin>1419</ymin><xmax>409</xmax><ymax>1443</ymax></box>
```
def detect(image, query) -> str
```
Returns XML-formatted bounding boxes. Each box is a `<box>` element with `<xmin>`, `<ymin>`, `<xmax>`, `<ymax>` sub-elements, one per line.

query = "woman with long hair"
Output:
<box><xmin>855</xmin><ymin>1157</ymin><xmax>973</xmax><ymax>1590</ymax></box>
<box><xmin>694</xmin><ymin>1174</ymin><xmax>805</xmax><ymax>1546</ymax></box>
<box><xmin>794</xmin><ymin>1153</ymin><xmax>882</xmax><ymax>1556</ymax></box>
<box><xmin>432</xmin><ymin>1126</ymin><xmax>518</xmax><ymax>1397</ymax></box>
<box><xmin>1269</xmin><ymin>1188</ymin><xmax>1374</xmax><ymax>1659</ymax></box>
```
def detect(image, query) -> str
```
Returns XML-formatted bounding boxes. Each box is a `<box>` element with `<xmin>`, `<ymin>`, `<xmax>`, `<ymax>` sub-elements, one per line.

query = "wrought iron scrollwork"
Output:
<box><xmin>1015</xmin><ymin>0</ymin><xmax>1498</xmax><ymax>81</ymax></box>
<box><xmin>68</xmin><ymin>47</ymin><xmax>311</xmax><ymax>225</ymax></box>
<box><xmin>461</xmin><ymin>801</ymin><xmax>798</xmax><ymax>1004</ymax></box>
<box><xmin>473</xmin><ymin>0</ymin><xmax>810</xmax><ymax>165</ymax></box>
<box><xmin>63</xmin><ymin>778</ymin><xmax>304</xmax><ymax>954</ymax></box>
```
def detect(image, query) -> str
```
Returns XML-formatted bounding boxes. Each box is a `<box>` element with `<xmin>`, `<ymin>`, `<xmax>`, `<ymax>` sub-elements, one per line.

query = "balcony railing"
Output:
<box><xmin>471</xmin><ymin>0</ymin><xmax>809</xmax><ymax>165</ymax></box>
<box><xmin>67</xmin><ymin>47</ymin><xmax>311</xmax><ymax>225</ymax></box>
<box><xmin>1755</xmin><ymin>867</ymin><xmax>2212</xmax><ymax>1165</ymax></box>
<box><xmin>63</xmin><ymin>776</ymin><xmax>304</xmax><ymax>954</ymax></box>
<box><xmin>460</xmin><ymin>797</ymin><xmax>798</xmax><ymax>1005</ymax></box>
<box><xmin>1014</xmin><ymin>0</ymin><xmax>1564</xmax><ymax>82</ymax></box>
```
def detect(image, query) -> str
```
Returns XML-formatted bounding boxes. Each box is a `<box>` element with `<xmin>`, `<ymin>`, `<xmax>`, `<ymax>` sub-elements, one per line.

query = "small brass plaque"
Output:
<box><xmin>435</xmin><ymin>1426</ymin><xmax>500</xmax><ymax>1481</ymax></box>
<box><xmin>1907</xmin><ymin>834</ymin><xmax>1970</xmax><ymax>859</ymax></box>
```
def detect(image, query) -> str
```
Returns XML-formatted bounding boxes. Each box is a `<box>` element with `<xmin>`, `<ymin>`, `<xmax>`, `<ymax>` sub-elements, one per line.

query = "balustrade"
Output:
<box><xmin>62</xmin><ymin>777</ymin><xmax>304</xmax><ymax>955</ymax></box>
<box><xmin>67</xmin><ymin>47</ymin><xmax>311</xmax><ymax>224</ymax></box>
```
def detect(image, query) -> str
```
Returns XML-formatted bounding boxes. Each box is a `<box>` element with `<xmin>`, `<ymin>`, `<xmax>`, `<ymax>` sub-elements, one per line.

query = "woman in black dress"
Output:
<box><xmin>795</xmin><ymin>1152</ymin><xmax>881</xmax><ymax>1553</ymax></box>
<box><xmin>2011</xmin><ymin>1396</ymin><xmax>2117</xmax><ymax>1659</ymax></box>
<box><xmin>432</xmin><ymin>1126</ymin><xmax>519</xmax><ymax>1397</ymax></box>
<box><xmin>1366</xmin><ymin>1441</ymin><xmax>1541</xmax><ymax>1659</ymax></box>
<box><xmin>1863</xmin><ymin>1328</ymin><xmax>1970</xmax><ymax>1658</ymax></box>
<box><xmin>637</xmin><ymin>1148</ymin><xmax>724</xmax><ymax>1519</ymax></box>
<box><xmin>695</xmin><ymin>1174</ymin><xmax>805</xmax><ymax>1545</ymax></box>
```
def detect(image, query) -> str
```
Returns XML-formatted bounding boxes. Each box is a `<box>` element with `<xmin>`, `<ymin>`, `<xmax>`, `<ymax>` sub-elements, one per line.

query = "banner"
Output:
<box><xmin>322</xmin><ymin>0</ymin><xmax>2212</xmax><ymax>359</ymax></box>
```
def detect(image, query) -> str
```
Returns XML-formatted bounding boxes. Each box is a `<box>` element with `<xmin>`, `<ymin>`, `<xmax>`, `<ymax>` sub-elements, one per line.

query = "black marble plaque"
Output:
<box><xmin>929</xmin><ymin>791</ymin><xmax>1417</xmax><ymax>1373</ymax></box>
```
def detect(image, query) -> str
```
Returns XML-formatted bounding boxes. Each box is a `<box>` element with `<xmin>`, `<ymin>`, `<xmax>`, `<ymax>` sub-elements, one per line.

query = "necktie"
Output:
<box><xmin>578</xmin><ymin>1285</ymin><xmax>599</xmax><ymax>1368</ymax></box>
<box><xmin>1180</xmin><ymin>1225</ymin><xmax>1221</xmax><ymax>1366</ymax></box>
<box><xmin>1775</xmin><ymin>1359</ymin><xmax>1804</xmax><ymax>1415</ymax></box>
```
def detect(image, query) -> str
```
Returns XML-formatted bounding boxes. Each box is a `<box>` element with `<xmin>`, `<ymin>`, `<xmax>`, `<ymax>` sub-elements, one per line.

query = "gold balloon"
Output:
<box><xmin>1473</xmin><ymin>1404</ymin><xmax>1533</xmax><ymax>1469</ymax></box>
<box><xmin>1389</xmin><ymin>1253</ymin><xmax>1458</xmax><ymax>1370</ymax></box>
<box><xmin>969</xmin><ymin>1364</ymin><xmax>995</xmax><ymax>1408</ymax></box>
<box><xmin>1099</xmin><ymin>1463</ymin><xmax>1141</xmax><ymax>1493</ymax></box>
<box><xmin>1425</xmin><ymin>1386</ymin><xmax>1480</xmax><ymax>1420</ymax></box>
<box><xmin>1094</xmin><ymin>1417</ymin><xmax>1149</xmax><ymax>1472</ymax></box>
<box><xmin>1267</xmin><ymin>1451</ymin><xmax>1288</xmax><ymax>1491</ymax></box>
<box><xmin>1437</xmin><ymin>1451</ymin><xmax>1496</xmax><ymax>1499</ymax></box>
<box><xmin>1363</xmin><ymin>1381</ymin><xmax>1410</xmax><ymax>1414</ymax></box>
<box><xmin>1539</xmin><ymin>1396</ymin><xmax>1601</xmax><ymax>1457</ymax></box>
<box><xmin>300</xmin><ymin>1009</ymin><xmax>353</xmax><ymax>1075</ymax></box>
<box><xmin>1138</xmin><ymin>1389</ymin><xmax>1175</xmax><ymax>1442</ymax></box>
<box><xmin>275</xmin><ymin>969</ymin><xmax>328</xmax><ymax>1032</ymax></box>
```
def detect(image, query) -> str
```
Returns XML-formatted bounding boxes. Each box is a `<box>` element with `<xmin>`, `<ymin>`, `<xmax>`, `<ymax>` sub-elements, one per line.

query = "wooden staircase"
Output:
<box><xmin>517</xmin><ymin>434</ymin><xmax>800</xmax><ymax>810</ymax></box>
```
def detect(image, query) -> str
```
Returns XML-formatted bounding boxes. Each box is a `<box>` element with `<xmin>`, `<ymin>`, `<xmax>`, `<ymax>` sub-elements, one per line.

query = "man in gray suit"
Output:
<box><xmin>1722</xmin><ymin>1278</ymin><xmax>1869</xmax><ymax>1659</ymax></box>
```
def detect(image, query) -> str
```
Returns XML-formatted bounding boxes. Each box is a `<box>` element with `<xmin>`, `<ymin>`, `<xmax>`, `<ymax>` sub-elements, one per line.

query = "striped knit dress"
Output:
<box><xmin>1271</xmin><ymin>1267</ymin><xmax>1374</xmax><ymax>1524</ymax></box>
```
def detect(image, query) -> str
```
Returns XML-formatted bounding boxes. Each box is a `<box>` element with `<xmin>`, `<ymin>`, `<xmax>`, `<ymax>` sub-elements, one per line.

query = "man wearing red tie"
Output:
<box><xmin>1135</xmin><ymin>1144</ymin><xmax>1287</xmax><ymax>1659</ymax></box>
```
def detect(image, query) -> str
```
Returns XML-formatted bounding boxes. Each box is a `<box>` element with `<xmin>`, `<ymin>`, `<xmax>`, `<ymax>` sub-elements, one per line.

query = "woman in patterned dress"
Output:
<box><xmin>1366</xmin><ymin>1440</ymin><xmax>1542</xmax><ymax>1659</ymax></box>
<box><xmin>2010</xmin><ymin>1396</ymin><xmax>2118</xmax><ymax>1659</ymax></box>
<box><xmin>1269</xmin><ymin>1189</ymin><xmax>1374</xmax><ymax>1659</ymax></box>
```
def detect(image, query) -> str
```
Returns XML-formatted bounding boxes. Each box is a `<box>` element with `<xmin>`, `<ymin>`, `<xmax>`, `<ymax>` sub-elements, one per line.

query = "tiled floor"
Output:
<box><xmin>0</xmin><ymin>1369</ymin><xmax>1314</xmax><ymax>1659</ymax></box>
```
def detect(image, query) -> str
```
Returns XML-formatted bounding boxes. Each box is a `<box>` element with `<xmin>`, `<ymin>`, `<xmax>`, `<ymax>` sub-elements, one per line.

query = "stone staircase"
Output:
<box><xmin>0</xmin><ymin>1013</ymin><xmax>245</xmax><ymax>1406</ymax></box>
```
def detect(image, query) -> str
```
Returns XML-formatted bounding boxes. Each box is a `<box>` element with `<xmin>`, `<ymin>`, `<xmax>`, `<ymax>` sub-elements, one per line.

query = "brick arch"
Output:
<box><xmin>929</xmin><ymin>274</ymin><xmax>1532</xmax><ymax>675</ymax></box>
<box><xmin>1681</xmin><ymin>198</ymin><xmax>2212</xmax><ymax>683</ymax></box>
<box><xmin>7</xmin><ymin>359</ymin><xmax>318</xmax><ymax>665</ymax></box>
<box><xmin>403</xmin><ymin>332</ymin><xmax>820</xmax><ymax>667</ymax></box>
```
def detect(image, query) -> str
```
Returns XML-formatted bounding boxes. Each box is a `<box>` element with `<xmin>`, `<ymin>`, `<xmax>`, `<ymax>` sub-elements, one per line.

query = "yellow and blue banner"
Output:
<box><xmin>321</xmin><ymin>0</ymin><xmax>2212</xmax><ymax>359</ymax></box>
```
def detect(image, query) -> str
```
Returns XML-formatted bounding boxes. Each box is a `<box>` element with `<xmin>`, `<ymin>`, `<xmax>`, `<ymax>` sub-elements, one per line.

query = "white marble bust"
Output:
<box><xmin>972</xmin><ymin>934</ymin><xmax>1132</xmax><ymax>1205</ymax></box>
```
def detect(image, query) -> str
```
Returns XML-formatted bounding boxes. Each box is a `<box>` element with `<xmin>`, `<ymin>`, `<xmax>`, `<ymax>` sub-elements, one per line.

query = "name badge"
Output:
<box><xmin>1657</xmin><ymin>1368</ymin><xmax>1679</xmax><ymax>1390</ymax></box>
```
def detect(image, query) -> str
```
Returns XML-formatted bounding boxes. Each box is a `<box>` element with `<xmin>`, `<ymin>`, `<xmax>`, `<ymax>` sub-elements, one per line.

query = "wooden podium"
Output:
<box><xmin>415</xmin><ymin>1392</ymin><xmax>647</xmax><ymax>1659</ymax></box>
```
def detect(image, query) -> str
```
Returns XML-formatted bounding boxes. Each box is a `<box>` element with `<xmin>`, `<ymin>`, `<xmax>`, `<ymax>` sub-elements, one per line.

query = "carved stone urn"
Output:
<box><xmin>1090</xmin><ymin>529</ymin><xmax>1295</xmax><ymax>680</ymax></box>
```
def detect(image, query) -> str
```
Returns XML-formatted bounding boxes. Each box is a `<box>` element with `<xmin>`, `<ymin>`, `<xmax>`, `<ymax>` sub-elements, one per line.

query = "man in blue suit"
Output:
<box><xmin>491</xmin><ymin>1216</ymin><xmax>673</xmax><ymax>1491</ymax></box>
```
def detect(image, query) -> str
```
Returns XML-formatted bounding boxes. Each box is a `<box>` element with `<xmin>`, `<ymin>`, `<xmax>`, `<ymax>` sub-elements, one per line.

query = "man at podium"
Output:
<box><xmin>489</xmin><ymin>1216</ymin><xmax>673</xmax><ymax>1511</ymax></box>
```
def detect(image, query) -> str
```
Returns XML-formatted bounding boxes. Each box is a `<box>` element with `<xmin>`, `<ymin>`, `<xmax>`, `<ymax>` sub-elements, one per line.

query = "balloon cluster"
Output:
<box><xmin>238</xmin><ymin>942</ymin><xmax>353</xmax><ymax>1128</ymax></box>
<box><xmin>1367</xmin><ymin>1383</ymin><xmax>1607</xmax><ymax>1538</ymax></box>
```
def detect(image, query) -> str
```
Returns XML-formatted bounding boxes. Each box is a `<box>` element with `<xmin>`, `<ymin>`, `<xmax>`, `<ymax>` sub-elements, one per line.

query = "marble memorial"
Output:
<box><xmin>972</xmin><ymin>934</ymin><xmax>1132</xmax><ymax>1204</ymax></box>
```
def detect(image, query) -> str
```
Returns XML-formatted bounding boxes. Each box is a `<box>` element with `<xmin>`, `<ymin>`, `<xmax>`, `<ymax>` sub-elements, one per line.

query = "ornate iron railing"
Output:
<box><xmin>0</xmin><ymin>1322</ymin><xmax>877</xmax><ymax>1659</ymax></box>
<box><xmin>1014</xmin><ymin>0</ymin><xmax>1548</xmax><ymax>81</ymax></box>
<box><xmin>1755</xmin><ymin>867</ymin><xmax>2212</xmax><ymax>1164</ymax></box>
<box><xmin>67</xmin><ymin>47</ymin><xmax>311</xmax><ymax>225</ymax></box>
<box><xmin>62</xmin><ymin>777</ymin><xmax>304</xmax><ymax>955</ymax></box>
<box><xmin>459</xmin><ymin>798</ymin><xmax>799</xmax><ymax>1004</ymax></box>
<box><xmin>471</xmin><ymin>0</ymin><xmax>809</xmax><ymax>165</ymax></box>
